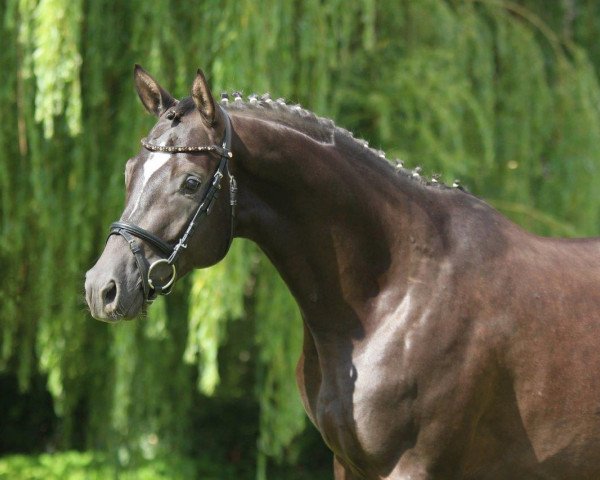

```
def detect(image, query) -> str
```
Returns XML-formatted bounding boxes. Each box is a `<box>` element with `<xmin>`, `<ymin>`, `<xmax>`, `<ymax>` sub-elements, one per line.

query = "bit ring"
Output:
<box><xmin>148</xmin><ymin>259</ymin><xmax>177</xmax><ymax>291</ymax></box>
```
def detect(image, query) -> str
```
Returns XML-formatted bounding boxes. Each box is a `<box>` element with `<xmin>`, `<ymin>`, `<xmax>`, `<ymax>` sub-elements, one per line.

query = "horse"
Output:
<box><xmin>85</xmin><ymin>65</ymin><xmax>600</xmax><ymax>479</ymax></box>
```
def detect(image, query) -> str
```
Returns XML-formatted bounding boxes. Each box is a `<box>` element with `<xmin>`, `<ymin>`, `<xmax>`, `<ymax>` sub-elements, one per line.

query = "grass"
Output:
<box><xmin>0</xmin><ymin>451</ymin><xmax>196</xmax><ymax>480</ymax></box>
<box><xmin>0</xmin><ymin>450</ymin><xmax>332</xmax><ymax>479</ymax></box>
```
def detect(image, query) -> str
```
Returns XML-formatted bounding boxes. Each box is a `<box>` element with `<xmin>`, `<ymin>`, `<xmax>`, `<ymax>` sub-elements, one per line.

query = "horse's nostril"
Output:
<box><xmin>103</xmin><ymin>281</ymin><xmax>117</xmax><ymax>306</ymax></box>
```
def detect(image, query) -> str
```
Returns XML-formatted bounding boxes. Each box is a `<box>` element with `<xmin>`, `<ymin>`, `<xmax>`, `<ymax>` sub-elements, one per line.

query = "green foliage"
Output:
<box><xmin>27</xmin><ymin>0</ymin><xmax>82</xmax><ymax>138</ymax></box>
<box><xmin>185</xmin><ymin>240</ymin><xmax>252</xmax><ymax>395</ymax></box>
<box><xmin>336</xmin><ymin>0</ymin><xmax>600</xmax><ymax>236</ymax></box>
<box><xmin>254</xmin><ymin>260</ymin><xmax>305</xmax><ymax>479</ymax></box>
<box><xmin>0</xmin><ymin>452</ymin><xmax>196</xmax><ymax>480</ymax></box>
<box><xmin>2</xmin><ymin>0</ymin><xmax>600</xmax><ymax>477</ymax></box>
<box><xmin>0</xmin><ymin>450</ymin><xmax>331</xmax><ymax>480</ymax></box>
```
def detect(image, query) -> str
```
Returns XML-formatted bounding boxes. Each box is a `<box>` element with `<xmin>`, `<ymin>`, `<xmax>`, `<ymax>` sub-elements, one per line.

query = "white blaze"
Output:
<box><xmin>129</xmin><ymin>151</ymin><xmax>171</xmax><ymax>217</ymax></box>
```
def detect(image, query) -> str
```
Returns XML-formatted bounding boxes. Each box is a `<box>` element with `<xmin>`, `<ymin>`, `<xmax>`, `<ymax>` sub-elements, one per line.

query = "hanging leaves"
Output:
<box><xmin>185</xmin><ymin>240</ymin><xmax>253</xmax><ymax>395</ymax></box>
<box><xmin>19</xmin><ymin>0</ymin><xmax>83</xmax><ymax>137</ymax></box>
<box><xmin>254</xmin><ymin>258</ymin><xmax>305</xmax><ymax>479</ymax></box>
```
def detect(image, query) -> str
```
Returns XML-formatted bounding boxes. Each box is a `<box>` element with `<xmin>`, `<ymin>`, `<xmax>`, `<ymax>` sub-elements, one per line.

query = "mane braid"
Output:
<box><xmin>219</xmin><ymin>93</ymin><xmax>458</xmax><ymax>192</ymax></box>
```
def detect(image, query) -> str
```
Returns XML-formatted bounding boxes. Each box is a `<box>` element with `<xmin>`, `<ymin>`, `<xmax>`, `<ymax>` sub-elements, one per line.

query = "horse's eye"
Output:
<box><xmin>182</xmin><ymin>177</ymin><xmax>201</xmax><ymax>193</ymax></box>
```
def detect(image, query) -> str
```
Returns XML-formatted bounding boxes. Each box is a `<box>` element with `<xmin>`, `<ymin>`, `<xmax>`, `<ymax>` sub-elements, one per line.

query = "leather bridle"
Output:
<box><xmin>108</xmin><ymin>105</ymin><xmax>237</xmax><ymax>303</ymax></box>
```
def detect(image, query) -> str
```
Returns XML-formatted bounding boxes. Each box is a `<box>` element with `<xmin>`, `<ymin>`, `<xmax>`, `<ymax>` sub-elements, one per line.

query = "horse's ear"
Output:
<box><xmin>191</xmin><ymin>69</ymin><xmax>217</xmax><ymax>126</ymax></box>
<box><xmin>133</xmin><ymin>64</ymin><xmax>175</xmax><ymax>117</ymax></box>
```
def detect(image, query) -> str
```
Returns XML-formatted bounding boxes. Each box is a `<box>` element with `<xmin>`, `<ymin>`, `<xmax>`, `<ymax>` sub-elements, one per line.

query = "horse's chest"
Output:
<box><xmin>305</xmin><ymin>336</ymin><xmax>419</xmax><ymax>469</ymax></box>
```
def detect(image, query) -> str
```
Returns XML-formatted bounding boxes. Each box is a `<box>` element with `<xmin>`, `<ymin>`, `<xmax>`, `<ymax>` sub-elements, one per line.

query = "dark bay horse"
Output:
<box><xmin>85</xmin><ymin>66</ymin><xmax>600</xmax><ymax>479</ymax></box>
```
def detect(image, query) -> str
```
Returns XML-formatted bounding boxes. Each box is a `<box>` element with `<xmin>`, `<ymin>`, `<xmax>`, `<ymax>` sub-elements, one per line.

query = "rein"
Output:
<box><xmin>108</xmin><ymin>105</ymin><xmax>237</xmax><ymax>303</ymax></box>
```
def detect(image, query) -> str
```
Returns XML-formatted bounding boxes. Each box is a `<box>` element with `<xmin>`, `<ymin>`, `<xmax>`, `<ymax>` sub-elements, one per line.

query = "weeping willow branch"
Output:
<box><xmin>28</xmin><ymin>0</ymin><xmax>83</xmax><ymax>137</ymax></box>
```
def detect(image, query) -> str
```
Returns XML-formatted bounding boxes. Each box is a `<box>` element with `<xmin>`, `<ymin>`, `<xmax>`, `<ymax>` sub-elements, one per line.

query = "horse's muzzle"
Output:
<box><xmin>85</xmin><ymin>237</ymin><xmax>145</xmax><ymax>321</ymax></box>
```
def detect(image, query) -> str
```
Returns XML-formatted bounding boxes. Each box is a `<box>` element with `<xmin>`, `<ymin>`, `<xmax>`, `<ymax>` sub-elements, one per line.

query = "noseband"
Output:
<box><xmin>108</xmin><ymin>105</ymin><xmax>237</xmax><ymax>303</ymax></box>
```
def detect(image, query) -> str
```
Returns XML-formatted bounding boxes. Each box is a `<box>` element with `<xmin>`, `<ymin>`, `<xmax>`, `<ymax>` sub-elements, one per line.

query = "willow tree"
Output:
<box><xmin>1</xmin><ymin>0</ymin><xmax>600</xmax><ymax>478</ymax></box>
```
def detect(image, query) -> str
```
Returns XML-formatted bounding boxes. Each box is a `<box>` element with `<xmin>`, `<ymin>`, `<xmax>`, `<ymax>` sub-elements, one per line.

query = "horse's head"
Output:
<box><xmin>85</xmin><ymin>66</ymin><xmax>236</xmax><ymax>321</ymax></box>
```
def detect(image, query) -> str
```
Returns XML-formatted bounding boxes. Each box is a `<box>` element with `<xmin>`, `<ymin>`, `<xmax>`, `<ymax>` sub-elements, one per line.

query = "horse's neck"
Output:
<box><xmin>231</xmin><ymin>113</ymin><xmax>450</xmax><ymax>338</ymax></box>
